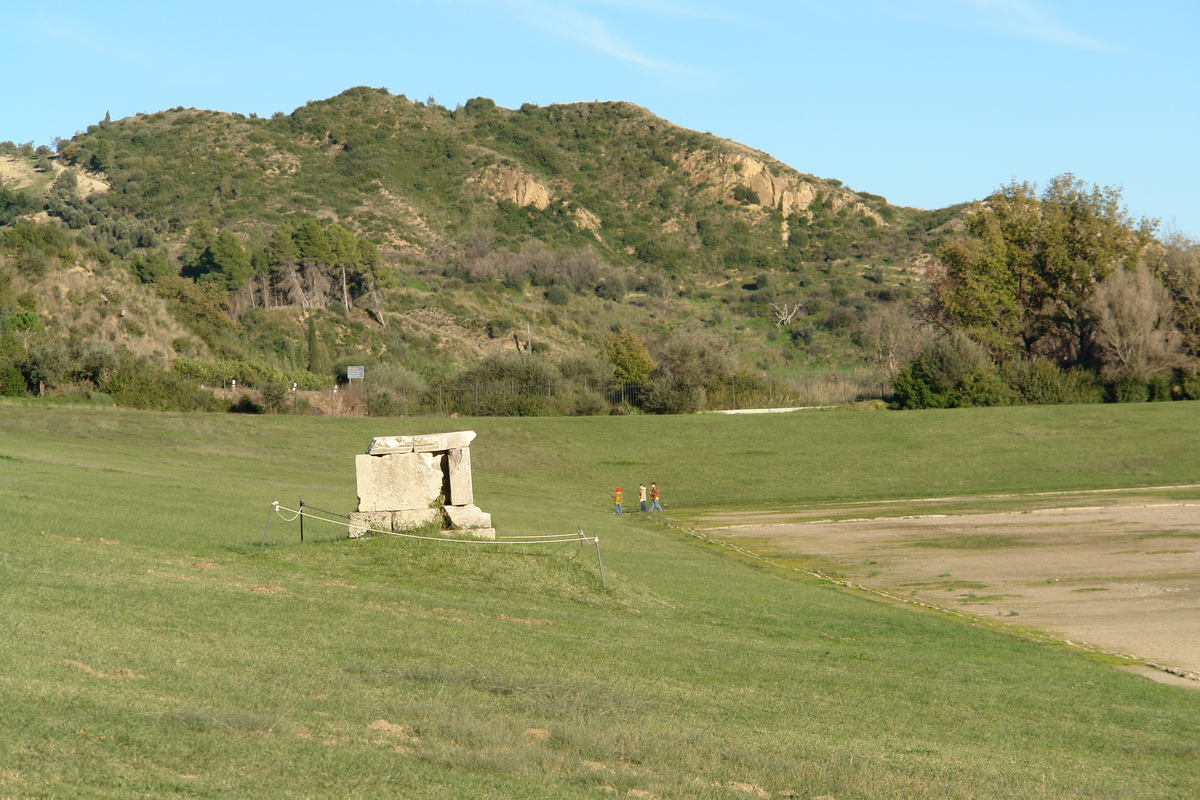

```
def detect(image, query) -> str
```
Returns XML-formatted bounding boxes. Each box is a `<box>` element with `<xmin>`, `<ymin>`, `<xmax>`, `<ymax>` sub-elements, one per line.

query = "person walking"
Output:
<box><xmin>611</xmin><ymin>487</ymin><xmax>623</xmax><ymax>514</ymax></box>
<box><xmin>648</xmin><ymin>482</ymin><xmax>662</xmax><ymax>512</ymax></box>
<box><xmin>638</xmin><ymin>483</ymin><xmax>648</xmax><ymax>513</ymax></box>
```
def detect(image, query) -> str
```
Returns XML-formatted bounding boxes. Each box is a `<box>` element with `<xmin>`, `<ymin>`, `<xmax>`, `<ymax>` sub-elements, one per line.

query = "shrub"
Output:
<box><xmin>260</xmin><ymin>383</ymin><xmax>288</xmax><ymax>413</ymax></box>
<box><xmin>0</xmin><ymin>364</ymin><xmax>26</xmax><ymax>396</ymax></box>
<box><xmin>474</xmin><ymin>389</ymin><xmax>553</xmax><ymax>417</ymax></box>
<box><xmin>1109</xmin><ymin>376</ymin><xmax>1149</xmax><ymax>403</ymax></box>
<box><xmin>229</xmin><ymin>394</ymin><xmax>264</xmax><ymax>413</ymax></box>
<box><xmin>640</xmin><ymin>377</ymin><xmax>701</xmax><ymax>414</ymax></box>
<box><xmin>1000</xmin><ymin>360</ymin><xmax>1103</xmax><ymax>406</ymax></box>
<box><xmin>106</xmin><ymin>358</ymin><xmax>219</xmax><ymax>411</ymax></box>
<box><xmin>366</xmin><ymin>390</ymin><xmax>402</xmax><ymax>417</ymax></box>
<box><xmin>558</xmin><ymin>353</ymin><xmax>614</xmax><ymax>389</ymax></box>
<box><xmin>595</xmin><ymin>274</ymin><xmax>627</xmax><ymax>302</ymax></box>
<box><xmin>892</xmin><ymin>333</ymin><xmax>1016</xmax><ymax>409</ymax></box>
<box><xmin>23</xmin><ymin>340</ymin><xmax>71</xmax><ymax>390</ymax></box>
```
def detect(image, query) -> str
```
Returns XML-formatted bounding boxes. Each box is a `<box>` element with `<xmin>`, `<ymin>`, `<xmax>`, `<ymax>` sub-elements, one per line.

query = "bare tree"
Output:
<box><xmin>1155</xmin><ymin>231</ymin><xmax>1200</xmax><ymax>358</ymax></box>
<box><xmin>280</xmin><ymin>262</ymin><xmax>309</xmax><ymax>308</ymax></box>
<box><xmin>1089</xmin><ymin>264</ymin><xmax>1185</xmax><ymax>380</ymax></box>
<box><xmin>860</xmin><ymin>304</ymin><xmax>929</xmax><ymax>376</ymax></box>
<box><xmin>769</xmin><ymin>301</ymin><xmax>803</xmax><ymax>327</ymax></box>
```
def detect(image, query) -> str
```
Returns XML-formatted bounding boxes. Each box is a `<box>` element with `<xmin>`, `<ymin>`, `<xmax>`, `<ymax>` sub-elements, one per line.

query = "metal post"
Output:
<box><xmin>260</xmin><ymin>498</ymin><xmax>276</xmax><ymax>550</ymax></box>
<box><xmin>299</xmin><ymin>496</ymin><xmax>305</xmax><ymax>542</ymax></box>
<box><xmin>592</xmin><ymin>535</ymin><xmax>606</xmax><ymax>589</ymax></box>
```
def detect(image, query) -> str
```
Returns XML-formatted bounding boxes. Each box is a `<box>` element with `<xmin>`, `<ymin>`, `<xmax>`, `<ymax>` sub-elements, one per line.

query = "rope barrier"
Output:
<box><xmin>268</xmin><ymin>501</ymin><xmax>597</xmax><ymax>546</ymax></box>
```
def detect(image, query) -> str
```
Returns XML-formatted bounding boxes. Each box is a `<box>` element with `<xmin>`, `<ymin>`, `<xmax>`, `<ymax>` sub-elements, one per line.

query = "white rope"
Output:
<box><xmin>272</xmin><ymin>504</ymin><xmax>597</xmax><ymax>546</ymax></box>
<box><xmin>270</xmin><ymin>500</ymin><xmax>303</xmax><ymax>522</ymax></box>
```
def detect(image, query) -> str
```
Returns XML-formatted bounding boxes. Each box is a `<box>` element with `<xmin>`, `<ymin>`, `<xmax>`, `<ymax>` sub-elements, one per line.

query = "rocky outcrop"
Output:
<box><xmin>471</xmin><ymin>165</ymin><xmax>552</xmax><ymax>210</ymax></box>
<box><xmin>470</xmin><ymin>165</ymin><xmax>603</xmax><ymax>239</ymax></box>
<box><xmin>672</xmin><ymin>148</ymin><xmax>886</xmax><ymax>239</ymax></box>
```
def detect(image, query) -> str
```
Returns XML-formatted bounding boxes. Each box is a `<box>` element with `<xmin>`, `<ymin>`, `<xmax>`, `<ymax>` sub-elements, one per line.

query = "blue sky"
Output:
<box><xmin>4</xmin><ymin>0</ymin><xmax>1198</xmax><ymax>235</ymax></box>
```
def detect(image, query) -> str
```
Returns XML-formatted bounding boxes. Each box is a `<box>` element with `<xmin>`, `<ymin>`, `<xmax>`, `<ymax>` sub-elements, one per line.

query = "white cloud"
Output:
<box><xmin>958</xmin><ymin>0</ymin><xmax>1121</xmax><ymax>52</ymax></box>
<box><xmin>499</xmin><ymin>0</ymin><xmax>696</xmax><ymax>70</ymax></box>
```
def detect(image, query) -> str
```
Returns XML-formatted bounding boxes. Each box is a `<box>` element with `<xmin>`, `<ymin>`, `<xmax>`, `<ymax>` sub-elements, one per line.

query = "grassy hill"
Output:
<box><xmin>2</xmin><ymin>401</ymin><xmax>1199</xmax><ymax>798</ymax></box>
<box><xmin>1</xmin><ymin>88</ymin><xmax>965</xmax><ymax>404</ymax></box>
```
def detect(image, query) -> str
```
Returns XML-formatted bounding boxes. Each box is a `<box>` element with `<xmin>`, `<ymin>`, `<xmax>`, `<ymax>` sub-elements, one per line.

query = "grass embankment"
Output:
<box><xmin>1</xmin><ymin>402</ymin><xmax>1199</xmax><ymax>799</ymax></box>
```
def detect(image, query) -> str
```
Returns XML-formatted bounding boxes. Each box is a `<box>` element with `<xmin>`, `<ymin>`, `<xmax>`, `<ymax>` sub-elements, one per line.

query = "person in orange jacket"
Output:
<box><xmin>648</xmin><ymin>482</ymin><xmax>662</xmax><ymax>513</ymax></box>
<box><xmin>611</xmin><ymin>487</ymin><xmax>623</xmax><ymax>514</ymax></box>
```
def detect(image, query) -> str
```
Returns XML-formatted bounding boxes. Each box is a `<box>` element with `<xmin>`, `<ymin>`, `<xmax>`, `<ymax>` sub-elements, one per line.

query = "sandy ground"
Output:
<box><xmin>690</xmin><ymin>489</ymin><xmax>1200</xmax><ymax>688</ymax></box>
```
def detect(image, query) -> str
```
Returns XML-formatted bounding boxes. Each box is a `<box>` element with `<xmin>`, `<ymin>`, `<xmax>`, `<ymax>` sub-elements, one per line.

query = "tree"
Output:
<box><xmin>654</xmin><ymin>319</ymin><xmax>734</xmax><ymax>391</ymax></box>
<box><xmin>1088</xmin><ymin>264</ymin><xmax>1184</xmax><ymax>380</ymax></box>
<box><xmin>599</xmin><ymin>328</ymin><xmax>655</xmax><ymax>383</ymax></box>
<box><xmin>1154</xmin><ymin>232</ymin><xmax>1200</xmax><ymax>358</ymax></box>
<box><xmin>860</xmin><ymin>303</ymin><xmax>927</xmax><ymax>376</ymax></box>
<box><xmin>932</xmin><ymin>175</ymin><xmax>1157</xmax><ymax>364</ymax></box>
<box><xmin>768</xmin><ymin>301</ymin><xmax>802</xmax><ymax>328</ymax></box>
<box><xmin>206</xmin><ymin>231</ymin><xmax>252</xmax><ymax>290</ymax></box>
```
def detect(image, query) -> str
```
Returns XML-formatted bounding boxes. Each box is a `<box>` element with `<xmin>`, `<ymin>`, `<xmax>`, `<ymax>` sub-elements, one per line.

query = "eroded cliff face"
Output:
<box><xmin>672</xmin><ymin>147</ymin><xmax>885</xmax><ymax>240</ymax></box>
<box><xmin>471</xmin><ymin>165</ymin><xmax>553</xmax><ymax>211</ymax></box>
<box><xmin>469</xmin><ymin>165</ymin><xmax>603</xmax><ymax>239</ymax></box>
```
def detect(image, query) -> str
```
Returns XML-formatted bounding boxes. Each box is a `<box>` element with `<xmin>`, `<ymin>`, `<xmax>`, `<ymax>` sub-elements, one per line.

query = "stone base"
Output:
<box><xmin>348</xmin><ymin>508</ymin><xmax>441</xmax><ymax>538</ymax></box>
<box><xmin>392</xmin><ymin>507</ymin><xmax>441</xmax><ymax>530</ymax></box>
<box><xmin>444</xmin><ymin>503</ymin><xmax>492</xmax><ymax>530</ymax></box>
<box><xmin>445</xmin><ymin>527</ymin><xmax>496</xmax><ymax>540</ymax></box>
<box><xmin>348</xmin><ymin>511</ymin><xmax>391</xmax><ymax>538</ymax></box>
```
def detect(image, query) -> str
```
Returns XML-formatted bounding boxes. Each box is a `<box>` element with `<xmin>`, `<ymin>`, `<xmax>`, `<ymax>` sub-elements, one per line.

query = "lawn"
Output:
<box><xmin>1</xmin><ymin>402</ymin><xmax>1198</xmax><ymax>798</ymax></box>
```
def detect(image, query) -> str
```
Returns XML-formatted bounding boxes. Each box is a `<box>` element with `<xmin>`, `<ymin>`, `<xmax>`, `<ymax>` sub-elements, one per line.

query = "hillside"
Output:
<box><xmin>0</xmin><ymin>87</ymin><xmax>965</xmax><ymax>410</ymax></box>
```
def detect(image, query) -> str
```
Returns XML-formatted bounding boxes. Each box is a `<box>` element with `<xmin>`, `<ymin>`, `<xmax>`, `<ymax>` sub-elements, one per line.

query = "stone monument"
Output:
<box><xmin>348</xmin><ymin>431</ymin><xmax>495</xmax><ymax>540</ymax></box>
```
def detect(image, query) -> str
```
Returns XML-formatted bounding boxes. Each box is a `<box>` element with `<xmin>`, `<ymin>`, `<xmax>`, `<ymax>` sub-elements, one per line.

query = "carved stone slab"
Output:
<box><xmin>446</xmin><ymin>447</ymin><xmax>474</xmax><ymax>506</ymax></box>
<box><xmin>355</xmin><ymin>452</ymin><xmax>444</xmax><ymax>512</ymax></box>
<box><xmin>367</xmin><ymin>431</ymin><xmax>476</xmax><ymax>455</ymax></box>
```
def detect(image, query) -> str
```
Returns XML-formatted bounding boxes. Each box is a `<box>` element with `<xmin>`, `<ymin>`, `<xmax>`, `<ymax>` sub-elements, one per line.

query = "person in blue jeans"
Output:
<box><xmin>638</xmin><ymin>484</ymin><xmax>648</xmax><ymax>512</ymax></box>
<box><xmin>648</xmin><ymin>482</ymin><xmax>662</xmax><ymax>512</ymax></box>
<box><xmin>611</xmin><ymin>487</ymin><xmax>623</xmax><ymax>514</ymax></box>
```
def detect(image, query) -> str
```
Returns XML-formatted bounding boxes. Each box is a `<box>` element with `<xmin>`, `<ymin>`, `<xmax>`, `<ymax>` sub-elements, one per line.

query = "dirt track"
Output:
<box><xmin>690</xmin><ymin>489</ymin><xmax>1200</xmax><ymax>688</ymax></box>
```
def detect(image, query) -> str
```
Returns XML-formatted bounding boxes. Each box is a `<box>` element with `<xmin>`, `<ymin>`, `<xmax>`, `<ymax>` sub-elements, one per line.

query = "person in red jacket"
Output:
<box><xmin>611</xmin><ymin>487</ymin><xmax>623</xmax><ymax>514</ymax></box>
<box><xmin>648</xmin><ymin>482</ymin><xmax>662</xmax><ymax>513</ymax></box>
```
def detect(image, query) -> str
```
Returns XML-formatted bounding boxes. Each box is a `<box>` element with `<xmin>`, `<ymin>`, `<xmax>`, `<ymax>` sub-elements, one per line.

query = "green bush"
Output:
<box><xmin>639</xmin><ymin>377</ymin><xmax>701</xmax><ymax>414</ymax></box>
<box><xmin>260</xmin><ymin>383</ymin><xmax>288</xmax><ymax>413</ymax></box>
<box><xmin>1000</xmin><ymin>360</ymin><xmax>1103</xmax><ymax>406</ymax></box>
<box><xmin>473</xmin><ymin>388</ymin><xmax>554</xmax><ymax>417</ymax></box>
<box><xmin>366</xmin><ymin>389</ymin><xmax>402</xmax><ymax>417</ymax></box>
<box><xmin>105</xmin><ymin>358</ymin><xmax>219</xmax><ymax>411</ymax></box>
<box><xmin>229</xmin><ymin>394</ymin><xmax>264</xmax><ymax>413</ymax></box>
<box><xmin>569</xmin><ymin>388</ymin><xmax>608</xmax><ymax>416</ymax></box>
<box><xmin>171</xmin><ymin>357</ymin><xmax>329</xmax><ymax>390</ymax></box>
<box><xmin>1109</xmin><ymin>376</ymin><xmax>1149</xmax><ymax>404</ymax></box>
<box><xmin>0</xmin><ymin>363</ymin><xmax>26</xmax><ymax>396</ymax></box>
<box><xmin>892</xmin><ymin>334</ymin><xmax>1015</xmax><ymax>409</ymax></box>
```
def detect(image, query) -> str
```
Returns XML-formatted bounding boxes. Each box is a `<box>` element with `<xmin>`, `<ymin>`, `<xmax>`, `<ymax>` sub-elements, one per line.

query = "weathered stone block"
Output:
<box><xmin>348</xmin><ymin>511</ymin><xmax>392</xmax><ymax>538</ymax></box>
<box><xmin>411</xmin><ymin>430</ymin><xmax>477</xmax><ymax>453</ymax></box>
<box><xmin>444</xmin><ymin>503</ymin><xmax>492</xmax><ymax>530</ymax></box>
<box><xmin>356</xmin><ymin>452</ymin><xmax>444</xmax><ymax>512</ymax></box>
<box><xmin>392</xmin><ymin>508</ymin><xmax>441</xmax><ymax>530</ymax></box>
<box><xmin>446</xmin><ymin>447</ymin><xmax>473</xmax><ymax>506</ymax></box>
<box><xmin>365</xmin><ymin>435</ymin><xmax>415</xmax><ymax>455</ymax></box>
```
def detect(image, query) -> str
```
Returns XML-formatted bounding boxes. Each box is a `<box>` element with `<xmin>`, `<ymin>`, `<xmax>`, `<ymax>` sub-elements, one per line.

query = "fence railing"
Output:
<box><xmin>211</xmin><ymin>369</ymin><xmax>893</xmax><ymax>416</ymax></box>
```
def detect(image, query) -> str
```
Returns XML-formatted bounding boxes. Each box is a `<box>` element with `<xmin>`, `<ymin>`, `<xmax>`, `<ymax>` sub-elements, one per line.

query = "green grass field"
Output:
<box><xmin>2</xmin><ymin>402</ymin><xmax>1199</xmax><ymax>799</ymax></box>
